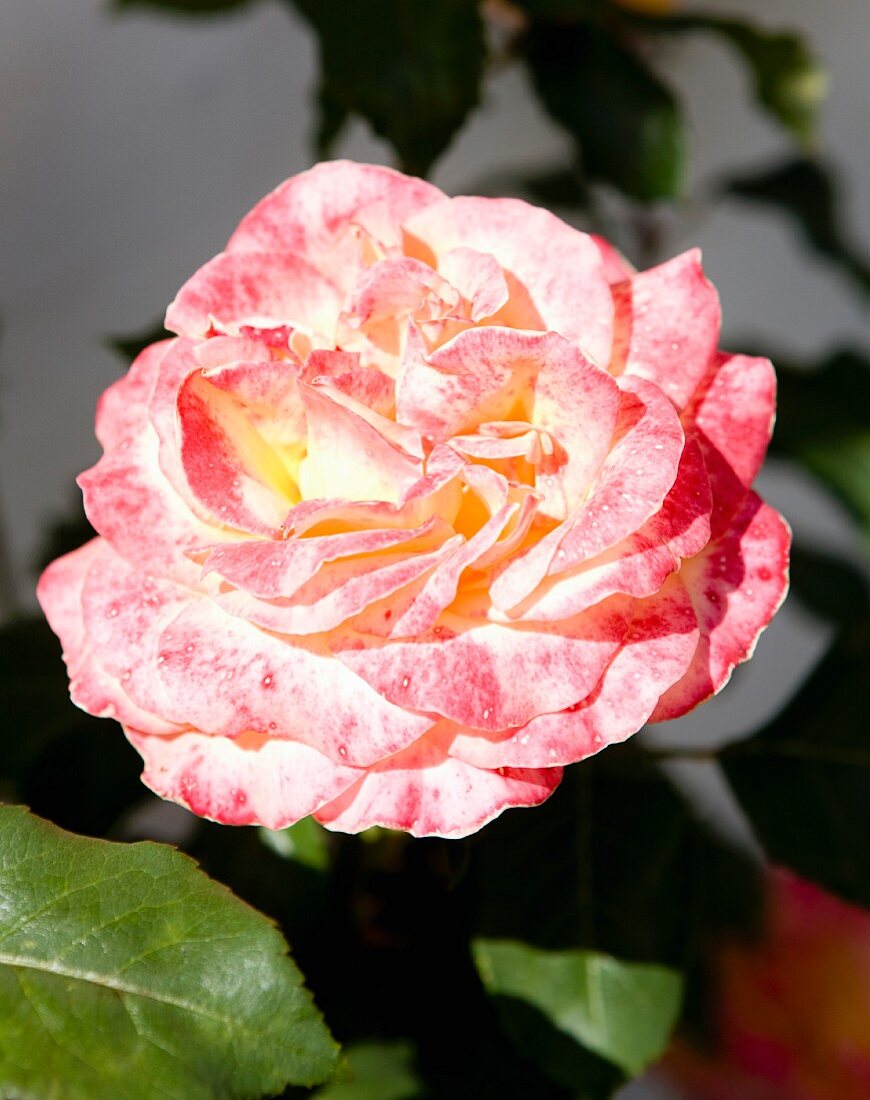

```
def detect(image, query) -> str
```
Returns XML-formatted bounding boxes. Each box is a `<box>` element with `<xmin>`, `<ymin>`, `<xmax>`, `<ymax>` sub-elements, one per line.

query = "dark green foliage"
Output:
<box><xmin>526</xmin><ymin>22</ymin><xmax>686</xmax><ymax>201</ymax></box>
<box><xmin>287</xmin><ymin>0</ymin><xmax>486</xmax><ymax>177</ymax></box>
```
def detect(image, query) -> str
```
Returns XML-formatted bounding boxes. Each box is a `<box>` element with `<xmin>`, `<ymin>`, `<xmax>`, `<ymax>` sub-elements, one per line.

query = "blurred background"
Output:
<box><xmin>1</xmin><ymin>2</ymin><xmax>868</xmax><ymax>1097</ymax></box>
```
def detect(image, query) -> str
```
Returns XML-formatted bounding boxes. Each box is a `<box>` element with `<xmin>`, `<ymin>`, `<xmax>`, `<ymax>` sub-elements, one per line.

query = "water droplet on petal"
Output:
<box><xmin>107</xmin><ymin>605</ymin><xmax>119</xmax><ymax>618</ymax></box>
<box><xmin>338</xmin><ymin>745</ymin><xmax>348</xmax><ymax>757</ymax></box>
<box><xmin>401</xmin><ymin>676</ymin><xmax>410</xmax><ymax>688</ymax></box>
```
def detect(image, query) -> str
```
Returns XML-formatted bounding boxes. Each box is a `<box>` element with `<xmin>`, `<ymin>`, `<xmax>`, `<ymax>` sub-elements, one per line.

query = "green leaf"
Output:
<box><xmin>314</xmin><ymin>1040</ymin><xmax>423</xmax><ymax>1100</ymax></box>
<box><xmin>772</xmin><ymin>349</ymin><xmax>870</xmax><ymax>537</ymax></box>
<box><xmin>288</xmin><ymin>0</ymin><xmax>486</xmax><ymax>178</ymax></box>
<box><xmin>724</xmin><ymin>158</ymin><xmax>870</xmax><ymax>298</ymax></box>
<box><xmin>525</xmin><ymin>23</ymin><xmax>686</xmax><ymax>201</ymax></box>
<box><xmin>0</xmin><ymin>805</ymin><xmax>339</xmax><ymax>1099</ymax></box>
<box><xmin>112</xmin><ymin>0</ymin><xmax>257</xmax><ymax>15</ymax></box>
<box><xmin>722</xmin><ymin>614</ymin><xmax>870</xmax><ymax>909</ymax></box>
<box><xmin>472</xmin><ymin>940</ymin><xmax>683</xmax><ymax>1077</ymax></box>
<box><xmin>261</xmin><ymin>815</ymin><xmax>331</xmax><ymax>871</ymax></box>
<box><xmin>106</xmin><ymin>320</ymin><xmax>171</xmax><ymax>365</ymax></box>
<box><xmin>638</xmin><ymin>14</ymin><xmax>825</xmax><ymax>145</ymax></box>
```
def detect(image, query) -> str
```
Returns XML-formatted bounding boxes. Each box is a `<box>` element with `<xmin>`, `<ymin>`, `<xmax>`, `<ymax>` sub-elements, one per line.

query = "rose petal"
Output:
<box><xmin>449</xmin><ymin>577</ymin><xmax>699</xmax><ymax>767</ymax></box>
<box><xmin>95</xmin><ymin>340</ymin><xmax>171</xmax><ymax>451</ymax></box>
<box><xmin>405</xmin><ymin>195</ymin><xmax>614</xmax><ymax>366</ymax></box>
<box><xmin>651</xmin><ymin>493</ymin><xmax>791</xmax><ymax>721</ymax></box>
<box><xmin>612</xmin><ymin>248</ymin><xmax>720</xmax><ymax>408</ymax></box>
<box><xmin>685</xmin><ymin>353</ymin><xmax>777</xmax><ymax>535</ymax></box>
<box><xmin>333</xmin><ymin>597</ymin><xmax>632</xmax><ymax>731</ymax></box>
<box><xmin>166</xmin><ymin>250</ymin><xmax>342</xmax><ymax>340</ymax></box>
<box><xmin>228</xmin><ymin>161</ymin><xmax>444</xmax><ymax>264</ymax></box>
<box><xmin>313</xmin><ymin>726</ymin><xmax>562</xmax><ymax>839</ymax></box>
<box><xmin>155</xmin><ymin>598</ymin><xmax>435</xmax><ymax>766</ymax></box>
<box><xmin>176</xmin><ymin>369</ymin><xmax>297</xmax><ymax>533</ymax></box>
<box><xmin>128</xmin><ymin>728</ymin><xmax>360</xmax><ymax>830</ymax></box>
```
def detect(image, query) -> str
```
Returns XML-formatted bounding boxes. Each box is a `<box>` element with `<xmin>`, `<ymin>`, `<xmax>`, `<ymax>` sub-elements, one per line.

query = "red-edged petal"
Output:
<box><xmin>176</xmin><ymin>369</ymin><xmax>296</xmax><ymax>533</ymax></box>
<box><xmin>333</xmin><ymin>597</ymin><xmax>632</xmax><ymax>731</ymax></box>
<box><xmin>651</xmin><ymin>493</ymin><xmax>791</xmax><ymax>722</ymax></box>
<box><xmin>227</xmin><ymin>161</ymin><xmax>444</xmax><ymax>265</ymax></box>
<box><xmin>490</xmin><ymin>377</ymin><xmax>683</xmax><ymax>611</ymax></box>
<box><xmin>37</xmin><ymin>541</ymin><xmax>183</xmax><ymax>736</ymax></box>
<box><xmin>216</xmin><ymin>538</ymin><xmax>461</xmax><ymax>636</ymax></box>
<box><xmin>685</xmin><ymin>353</ymin><xmax>777</xmax><ymax>536</ymax></box>
<box><xmin>78</xmin><ymin>426</ymin><xmax>213</xmax><ymax>584</ymax></box>
<box><xmin>313</xmin><ymin>726</ymin><xmax>562</xmax><ymax>839</ymax></box>
<box><xmin>591</xmin><ymin>235</ymin><xmax>635</xmax><ymax>284</ymax></box>
<box><xmin>449</xmin><ymin>577</ymin><xmax>699</xmax><ymax>767</ymax></box>
<box><xmin>530</xmin><ymin>333</ymin><xmax>621</xmax><ymax>517</ymax></box>
<box><xmin>612</xmin><ymin>249</ymin><xmax>720</xmax><ymax>409</ymax></box>
<box><xmin>166</xmin><ymin>251</ymin><xmax>342</xmax><ymax>339</ymax></box>
<box><xmin>201</xmin><ymin>518</ymin><xmax>448</xmax><ymax>599</ymax></box>
<box><xmin>405</xmin><ymin>195</ymin><xmax>614</xmax><ymax>366</ymax></box>
<box><xmin>438</xmin><ymin>247</ymin><xmax>509</xmax><ymax>321</ymax></box>
<box><xmin>155</xmin><ymin>598</ymin><xmax>435</xmax><ymax>766</ymax></box>
<box><xmin>128</xmin><ymin>728</ymin><xmax>360</xmax><ymax>830</ymax></box>
<box><xmin>95</xmin><ymin>340</ymin><xmax>172</xmax><ymax>451</ymax></box>
<box><xmin>80</xmin><ymin>545</ymin><xmax>190</xmax><ymax>726</ymax></box>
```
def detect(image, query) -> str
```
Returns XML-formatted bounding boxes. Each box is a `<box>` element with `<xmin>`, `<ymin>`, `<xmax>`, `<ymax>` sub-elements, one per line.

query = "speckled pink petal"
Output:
<box><xmin>200</xmin><ymin>518</ymin><xmax>449</xmax><ymax>599</ymax></box>
<box><xmin>649</xmin><ymin>435</ymin><xmax>713</xmax><ymax>559</ymax></box>
<box><xmin>165</xmin><ymin>250</ymin><xmax>342</xmax><ymax>339</ymax></box>
<box><xmin>94</xmin><ymin>340</ymin><xmax>172</xmax><ymax>451</ymax></box>
<box><xmin>227</xmin><ymin>161</ymin><xmax>444</xmax><ymax>262</ymax></box>
<box><xmin>490</xmin><ymin>377</ymin><xmax>683</xmax><ymax>611</ymax></box>
<box><xmin>78</xmin><ymin>426</ymin><xmax>214</xmax><ymax>584</ymax></box>
<box><xmin>304</xmin><ymin>350</ymin><xmax>395</xmax><ymax>418</ymax></box>
<box><xmin>37</xmin><ymin>541</ymin><xmax>184</xmax><ymax>736</ymax></box>
<box><xmin>155</xmin><ymin>598</ymin><xmax>435</xmax><ymax>766</ymax></box>
<box><xmin>651</xmin><ymin>493</ymin><xmax>791</xmax><ymax>722</ymax></box>
<box><xmin>530</xmin><ymin>332</ymin><xmax>621</xmax><ymax>516</ymax></box>
<box><xmin>343</xmin><ymin>256</ymin><xmax>458</xmax><ymax>328</ymax></box>
<box><xmin>200</xmin><ymin>357</ymin><xmax>307</xmax><ymax>450</ymax></box>
<box><xmin>128</xmin><ymin>728</ymin><xmax>361</xmax><ymax>830</ymax></box>
<box><xmin>506</xmin><ymin>534</ymin><xmax>679</xmax><ymax>623</ymax></box>
<box><xmin>685</xmin><ymin>353</ymin><xmax>777</xmax><ymax>535</ymax></box>
<box><xmin>37</xmin><ymin>539</ymin><xmax>102</xmax><ymax>669</ymax></box>
<box><xmin>438</xmin><ymin>247</ymin><xmax>509</xmax><ymax>321</ymax></box>
<box><xmin>612</xmin><ymin>249</ymin><xmax>720</xmax><ymax>408</ymax></box>
<box><xmin>551</xmin><ymin>377</ymin><xmax>685</xmax><ymax>569</ymax></box>
<box><xmin>387</xmin><ymin>501</ymin><xmax>523</xmax><ymax>637</ymax></box>
<box><xmin>216</xmin><ymin>538</ymin><xmax>461</xmax><ymax>636</ymax></box>
<box><xmin>80</xmin><ymin>543</ymin><xmax>190</xmax><ymax>725</ymax></box>
<box><xmin>449</xmin><ymin>578</ymin><xmax>699</xmax><ymax>768</ymax></box>
<box><xmin>396</xmin><ymin>324</ymin><xmax>536</xmax><ymax>440</ymax></box>
<box><xmin>333</xmin><ymin>597</ymin><xmax>632</xmax><ymax>731</ymax></box>
<box><xmin>313</xmin><ymin>726</ymin><xmax>562</xmax><ymax>838</ymax></box>
<box><xmin>405</xmin><ymin>196</ymin><xmax>614</xmax><ymax>366</ymax></box>
<box><xmin>590</xmin><ymin>235</ymin><xmax>635</xmax><ymax>284</ymax></box>
<box><xmin>176</xmin><ymin>370</ymin><xmax>295</xmax><ymax>533</ymax></box>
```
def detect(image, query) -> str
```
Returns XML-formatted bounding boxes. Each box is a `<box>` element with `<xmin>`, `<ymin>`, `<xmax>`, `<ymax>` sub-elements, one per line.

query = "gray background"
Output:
<box><xmin>1</xmin><ymin>2</ymin><xmax>868</xmax><ymax>1094</ymax></box>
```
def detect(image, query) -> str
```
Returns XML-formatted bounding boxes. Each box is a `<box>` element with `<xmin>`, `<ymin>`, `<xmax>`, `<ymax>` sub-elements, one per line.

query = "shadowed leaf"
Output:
<box><xmin>473</xmin><ymin>939</ymin><xmax>683</xmax><ymax>1077</ymax></box>
<box><xmin>525</xmin><ymin>22</ymin><xmax>685</xmax><ymax>201</ymax></box>
<box><xmin>288</xmin><ymin>0</ymin><xmax>485</xmax><ymax>177</ymax></box>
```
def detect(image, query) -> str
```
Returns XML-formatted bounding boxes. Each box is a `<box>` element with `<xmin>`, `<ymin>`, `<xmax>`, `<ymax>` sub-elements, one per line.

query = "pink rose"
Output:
<box><xmin>664</xmin><ymin>870</ymin><xmax>870</xmax><ymax>1100</ymax></box>
<box><xmin>38</xmin><ymin>161</ymin><xmax>789</xmax><ymax>838</ymax></box>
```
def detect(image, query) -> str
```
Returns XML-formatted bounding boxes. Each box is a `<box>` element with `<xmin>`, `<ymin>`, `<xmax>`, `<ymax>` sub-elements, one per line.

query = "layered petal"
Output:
<box><xmin>651</xmin><ymin>493</ymin><xmax>791</xmax><ymax>721</ymax></box>
<box><xmin>128</xmin><ymin>728</ymin><xmax>360</xmax><ymax>830</ymax></box>
<box><xmin>313</xmin><ymin>726</ymin><xmax>562</xmax><ymax>839</ymax></box>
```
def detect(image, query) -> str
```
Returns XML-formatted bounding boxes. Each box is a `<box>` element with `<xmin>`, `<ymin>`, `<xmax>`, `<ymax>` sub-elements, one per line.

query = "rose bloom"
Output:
<box><xmin>38</xmin><ymin>161</ymin><xmax>789</xmax><ymax>838</ymax></box>
<box><xmin>664</xmin><ymin>870</ymin><xmax>870</xmax><ymax>1100</ymax></box>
